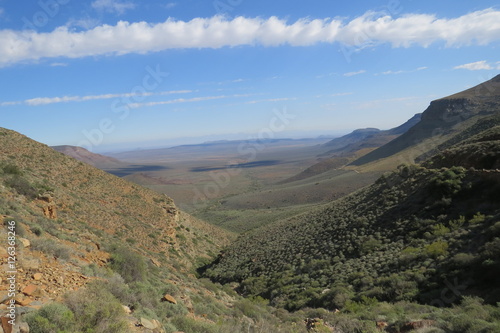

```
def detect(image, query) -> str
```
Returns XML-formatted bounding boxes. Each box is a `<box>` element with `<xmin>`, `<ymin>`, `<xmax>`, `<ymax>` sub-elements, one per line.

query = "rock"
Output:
<box><xmin>18</xmin><ymin>238</ymin><xmax>30</xmax><ymax>248</ymax></box>
<box><xmin>21</xmin><ymin>285</ymin><xmax>37</xmax><ymax>296</ymax></box>
<box><xmin>152</xmin><ymin>319</ymin><xmax>162</xmax><ymax>331</ymax></box>
<box><xmin>20</xmin><ymin>259</ymin><xmax>40</xmax><ymax>271</ymax></box>
<box><xmin>0</xmin><ymin>247</ymin><xmax>8</xmax><ymax>258</ymax></box>
<box><xmin>151</xmin><ymin>258</ymin><xmax>161</xmax><ymax>267</ymax></box>
<box><xmin>19</xmin><ymin>322</ymin><xmax>29</xmax><ymax>333</ymax></box>
<box><xmin>162</xmin><ymin>294</ymin><xmax>177</xmax><ymax>304</ymax></box>
<box><xmin>32</xmin><ymin>273</ymin><xmax>42</xmax><ymax>281</ymax></box>
<box><xmin>122</xmin><ymin>305</ymin><xmax>132</xmax><ymax>314</ymax></box>
<box><xmin>15</xmin><ymin>297</ymin><xmax>32</xmax><ymax>306</ymax></box>
<box><xmin>1</xmin><ymin>317</ymin><xmax>12</xmax><ymax>333</ymax></box>
<box><xmin>0</xmin><ymin>293</ymin><xmax>9</xmax><ymax>304</ymax></box>
<box><xmin>39</xmin><ymin>193</ymin><xmax>53</xmax><ymax>203</ymax></box>
<box><xmin>140</xmin><ymin>317</ymin><xmax>157</xmax><ymax>330</ymax></box>
<box><xmin>42</xmin><ymin>205</ymin><xmax>57</xmax><ymax>219</ymax></box>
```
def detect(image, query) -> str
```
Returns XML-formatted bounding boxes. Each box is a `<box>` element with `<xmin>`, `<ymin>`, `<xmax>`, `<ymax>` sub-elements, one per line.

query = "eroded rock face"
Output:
<box><xmin>42</xmin><ymin>205</ymin><xmax>57</xmax><ymax>219</ymax></box>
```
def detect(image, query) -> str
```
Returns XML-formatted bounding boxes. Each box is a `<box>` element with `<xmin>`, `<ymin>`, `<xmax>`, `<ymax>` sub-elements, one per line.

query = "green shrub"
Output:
<box><xmin>1</xmin><ymin>163</ymin><xmax>22</xmax><ymax>175</ymax></box>
<box><xmin>109</xmin><ymin>245</ymin><xmax>147</xmax><ymax>283</ymax></box>
<box><xmin>64</xmin><ymin>283</ymin><xmax>130</xmax><ymax>333</ymax></box>
<box><xmin>170</xmin><ymin>316</ymin><xmax>218</xmax><ymax>333</ymax></box>
<box><xmin>25</xmin><ymin>303</ymin><xmax>75</xmax><ymax>333</ymax></box>
<box><xmin>469</xmin><ymin>212</ymin><xmax>486</xmax><ymax>225</ymax></box>
<box><xmin>31</xmin><ymin>238</ymin><xmax>72</xmax><ymax>260</ymax></box>
<box><xmin>4</xmin><ymin>176</ymin><xmax>37</xmax><ymax>198</ymax></box>
<box><xmin>425</xmin><ymin>241</ymin><xmax>449</xmax><ymax>258</ymax></box>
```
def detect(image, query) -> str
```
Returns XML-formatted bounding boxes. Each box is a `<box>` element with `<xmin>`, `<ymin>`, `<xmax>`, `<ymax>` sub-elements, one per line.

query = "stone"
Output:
<box><xmin>32</xmin><ymin>273</ymin><xmax>42</xmax><ymax>281</ymax></box>
<box><xmin>122</xmin><ymin>305</ymin><xmax>132</xmax><ymax>314</ymax></box>
<box><xmin>19</xmin><ymin>322</ymin><xmax>30</xmax><ymax>333</ymax></box>
<box><xmin>0</xmin><ymin>293</ymin><xmax>9</xmax><ymax>304</ymax></box>
<box><xmin>140</xmin><ymin>317</ymin><xmax>157</xmax><ymax>330</ymax></box>
<box><xmin>20</xmin><ymin>259</ymin><xmax>40</xmax><ymax>271</ymax></box>
<box><xmin>42</xmin><ymin>205</ymin><xmax>57</xmax><ymax>219</ymax></box>
<box><xmin>15</xmin><ymin>297</ymin><xmax>32</xmax><ymax>306</ymax></box>
<box><xmin>18</xmin><ymin>238</ymin><xmax>30</xmax><ymax>248</ymax></box>
<box><xmin>151</xmin><ymin>258</ymin><xmax>161</xmax><ymax>267</ymax></box>
<box><xmin>21</xmin><ymin>285</ymin><xmax>37</xmax><ymax>296</ymax></box>
<box><xmin>0</xmin><ymin>247</ymin><xmax>8</xmax><ymax>258</ymax></box>
<box><xmin>1</xmin><ymin>317</ymin><xmax>12</xmax><ymax>333</ymax></box>
<box><xmin>162</xmin><ymin>294</ymin><xmax>177</xmax><ymax>304</ymax></box>
<box><xmin>152</xmin><ymin>319</ymin><xmax>162</xmax><ymax>331</ymax></box>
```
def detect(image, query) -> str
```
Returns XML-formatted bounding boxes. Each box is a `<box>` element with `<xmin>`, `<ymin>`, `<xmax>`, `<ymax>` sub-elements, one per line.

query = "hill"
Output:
<box><xmin>350</xmin><ymin>75</ymin><xmax>500</xmax><ymax>166</ymax></box>
<box><xmin>52</xmin><ymin>145</ymin><xmax>127</xmax><ymax>169</ymax></box>
<box><xmin>0</xmin><ymin>128</ymin><xmax>322</xmax><ymax>333</ymax></box>
<box><xmin>202</xmin><ymin>76</ymin><xmax>500</xmax><ymax>331</ymax></box>
<box><xmin>279</xmin><ymin>114</ymin><xmax>421</xmax><ymax>185</ymax></box>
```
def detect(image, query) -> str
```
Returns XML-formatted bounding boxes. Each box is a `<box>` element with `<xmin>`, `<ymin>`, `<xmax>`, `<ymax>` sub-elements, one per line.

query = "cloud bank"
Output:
<box><xmin>1</xmin><ymin>9</ymin><xmax>500</xmax><ymax>66</ymax></box>
<box><xmin>0</xmin><ymin>90</ymin><xmax>192</xmax><ymax>107</ymax></box>
<box><xmin>453</xmin><ymin>60</ymin><xmax>498</xmax><ymax>71</ymax></box>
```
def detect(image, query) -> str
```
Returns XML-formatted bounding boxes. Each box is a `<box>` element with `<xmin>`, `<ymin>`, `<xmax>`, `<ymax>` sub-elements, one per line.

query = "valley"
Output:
<box><xmin>1</xmin><ymin>75</ymin><xmax>500</xmax><ymax>332</ymax></box>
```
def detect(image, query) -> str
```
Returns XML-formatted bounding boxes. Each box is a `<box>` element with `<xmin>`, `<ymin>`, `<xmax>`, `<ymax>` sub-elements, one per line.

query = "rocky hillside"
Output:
<box><xmin>0</xmin><ymin>128</ymin><xmax>317</xmax><ymax>333</ymax></box>
<box><xmin>351</xmin><ymin>75</ymin><xmax>500</xmax><ymax>166</ymax></box>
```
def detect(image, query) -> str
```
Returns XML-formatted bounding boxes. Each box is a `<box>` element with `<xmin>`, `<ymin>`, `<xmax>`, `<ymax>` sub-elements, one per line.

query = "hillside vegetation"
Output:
<box><xmin>0</xmin><ymin>128</ymin><xmax>322</xmax><ymax>333</ymax></box>
<box><xmin>202</xmin><ymin>76</ymin><xmax>500</xmax><ymax>331</ymax></box>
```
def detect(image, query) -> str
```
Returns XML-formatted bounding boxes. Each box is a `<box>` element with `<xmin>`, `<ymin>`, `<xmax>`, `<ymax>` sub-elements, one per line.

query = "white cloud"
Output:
<box><xmin>50</xmin><ymin>62</ymin><xmax>68</xmax><ymax>67</ymax></box>
<box><xmin>454</xmin><ymin>60</ymin><xmax>493</xmax><ymax>70</ymax></box>
<box><xmin>164</xmin><ymin>3</ymin><xmax>177</xmax><ymax>9</ymax></box>
<box><xmin>331</xmin><ymin>92</ymin><xmax>353</xmax><ymax>96</ymax></box>
<box><xmin>66</xmin><ymin>17</ymin><xmax>102</xmax><ymax>30</ymax></box>
<box><xmin>1</xmin><ymin>9</ymin><xmax>500</xmax><ymax>67</ymax></box>
<box><xmin>246</xmin><ymin>97</ymin><xmax>296</xmax><ymax>104</ymax></box>
<box><xmin>380</xmin><ymin>66</ymin><xmax>428</xmax><ymax>75</ymax></box>
<box><xmin>344</xmin><ymin>70</ymin><xmax>366</xmax><ymax>77</ymax></box>
<box><xmin>128</xmin><ymin>95</ymin><xmax>228</xmax><ymax>108</ymax></box>
<box><xmin>91</xmin><ymin>0</ymin><xmax>135</xmax><ymax>15</ymax></box>
<box><xmin>1</xmin><ymin>90</ymin><xmax>192</xmax><ymax>107</ymax></box>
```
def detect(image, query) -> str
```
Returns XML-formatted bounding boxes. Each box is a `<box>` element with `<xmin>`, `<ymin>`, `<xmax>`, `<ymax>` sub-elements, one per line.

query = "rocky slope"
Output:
<box><xmin>0</xmin><ymin>128</ymin><xmax>255</xmax><ymax>333</ymax></box>
<box><xmin>351</xmin><ymin>74</ymin><xmax>500</xmax><ymax>166</ymax></box>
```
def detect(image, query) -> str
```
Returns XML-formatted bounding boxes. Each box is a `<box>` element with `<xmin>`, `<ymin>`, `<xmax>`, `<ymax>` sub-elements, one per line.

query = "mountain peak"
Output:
<box><xmin>440</xmin><ymin>73</ymin><xmax>500</xmax><ymax>100</ymax></box>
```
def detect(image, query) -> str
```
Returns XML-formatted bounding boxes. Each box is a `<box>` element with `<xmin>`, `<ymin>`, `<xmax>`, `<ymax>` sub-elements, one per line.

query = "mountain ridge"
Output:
<box><xmin>350</xmin><ymin>74</ymin><xmax>500</xmax><ymax>166</ymax></box>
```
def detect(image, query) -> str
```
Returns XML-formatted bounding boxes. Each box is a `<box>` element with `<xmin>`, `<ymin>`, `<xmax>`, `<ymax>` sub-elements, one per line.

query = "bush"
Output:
<box><xmin>108</xmin><ymin>246</ymin><xmax>147</xmax><ymax>283</ymax></box>
<box><xmin>1</xmin><ymin>163</ymin><xmax>22</xmax><ymax>175</ymax></box>
<box><xmin>64</xmin><ymin>282</ymin><xmax>130</xmax><ymax>333</ymax></box>
<box><xmin>31</xmin><ymin>238</ymin><xmax>72</xmax><ymax>260</ymax></box>
<box><xmin>425</xmin><ymin>241</ymin><xmax>449</xmax><ymax>258</ymax></box>
<box><xmin>170</xmin><ymin>316</ymin><xmax>218</xmax><ymax>333</ymax></box>
<box><xmin>25</xmin><ymin>303</ymin><xmax>75</xmax><ymax>333</ymax></box>
<box><xmin>4</xmin><ymin>176</ymin><xmax>37</xmax><ymax>198</ymax></box>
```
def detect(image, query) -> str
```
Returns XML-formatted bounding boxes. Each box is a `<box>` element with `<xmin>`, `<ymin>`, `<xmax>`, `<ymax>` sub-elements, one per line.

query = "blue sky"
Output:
<box><xmin>0</xmin><ymin>0</ymin><xmax>499</xmax><ymax>152</ymax></box>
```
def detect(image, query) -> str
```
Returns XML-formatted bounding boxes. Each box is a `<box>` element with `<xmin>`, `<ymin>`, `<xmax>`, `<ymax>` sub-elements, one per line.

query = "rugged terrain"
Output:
<box><xmin>2</xmin><ymin>75</ymin><xmax>500</xmax><ymax>333</ymax></box>
<box><xmin>202</xmin><ymin>75</ymin><xmax>500</xmax><ymax>331</ymax></box>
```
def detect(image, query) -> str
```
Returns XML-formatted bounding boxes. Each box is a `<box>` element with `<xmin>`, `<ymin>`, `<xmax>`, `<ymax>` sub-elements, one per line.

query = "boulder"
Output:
<box><xmin>1</xmin><ymin>317</ymin><xmax>11</xmax><ymax>333</ymax></box>
<box><xmin>21</xmin><ymin>285</ymin><xmax>37</xmax><ymax>296</ymax></box>
<box><xmin>19</xmin><ymin>238</ymin><xmax>30</xmax><ymax>248</ymax></box>
<box><xmin>162</xmin><ymin>294</ymin><xmax>177</xmax><ymax>304</ymax></box>
<box><xmin>140</xmin><ymin>317</ymin><xmax>157</xmax><ymax>330</ymax></box>
<box><xmin>32</xmin><ymin>273</ymin><xmax>42</xmax><ymax>281</ymax></box>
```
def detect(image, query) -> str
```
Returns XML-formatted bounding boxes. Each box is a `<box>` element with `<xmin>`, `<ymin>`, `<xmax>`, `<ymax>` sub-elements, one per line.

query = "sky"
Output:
<box><xmin>0</xmin><ymin>0</ymin><xmax>499</xmax><ymax>152</ymax></box>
